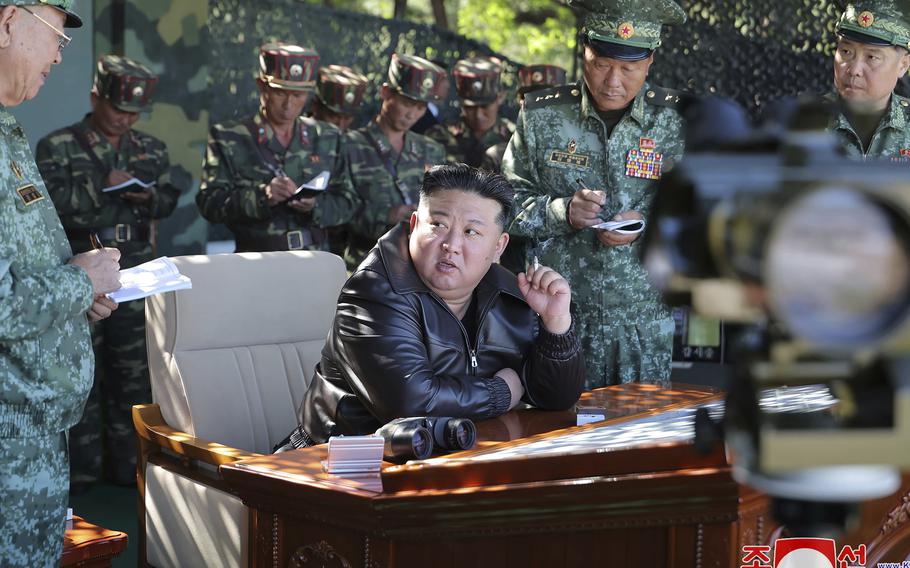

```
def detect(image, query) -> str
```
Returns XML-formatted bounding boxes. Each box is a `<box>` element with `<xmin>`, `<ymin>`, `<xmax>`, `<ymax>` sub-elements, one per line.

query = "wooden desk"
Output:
<box><xmin>221</xmin><ymin>383</ymin><xmax>776</xmax><ymax>567</ymax></box>
<box><xmin>60</xmin><ymin>515</ymin><xmax>128</xmax><ymax>567</ymax></box>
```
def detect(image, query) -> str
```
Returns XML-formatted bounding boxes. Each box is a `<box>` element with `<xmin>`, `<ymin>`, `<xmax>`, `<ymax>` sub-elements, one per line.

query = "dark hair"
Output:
<box><xmin>420</xmin><ymin>164</ymin><xmax>514</xmax><ymax>228</ymax></box>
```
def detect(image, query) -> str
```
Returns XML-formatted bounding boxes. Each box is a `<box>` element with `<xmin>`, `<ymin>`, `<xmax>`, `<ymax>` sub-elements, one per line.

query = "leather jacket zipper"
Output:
<box><xmin>429</xmin><ymin>290</ymin><xmax>499</xmax><ymax>376</ymax></box>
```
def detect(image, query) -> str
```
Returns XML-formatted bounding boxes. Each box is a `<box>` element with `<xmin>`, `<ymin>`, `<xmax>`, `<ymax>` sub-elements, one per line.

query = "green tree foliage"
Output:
<box><xmin>456</xmin><ymin>0</ymin><xmax>576</xmax><ymax>70</ymax></box>
<box><xmin>300</xmin><ymin>0</ymin><xmax>578</xmax><ymax>70</ymax></box>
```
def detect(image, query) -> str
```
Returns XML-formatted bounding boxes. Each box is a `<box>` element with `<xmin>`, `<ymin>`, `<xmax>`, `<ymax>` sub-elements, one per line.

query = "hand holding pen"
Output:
<box><xmin>68</xmin><ymin>232</ymin><xmax>122</xmax><ymax>296</ymax></box>
<box><xmin>568</xmin><ymin>178</ymin><xmax>608</xmax><ymax>230</ymax></box>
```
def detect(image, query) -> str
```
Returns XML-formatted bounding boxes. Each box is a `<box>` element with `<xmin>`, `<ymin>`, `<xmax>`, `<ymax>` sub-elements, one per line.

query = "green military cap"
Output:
<box><xmin>836</xmin><ymin>1</ymin><xmax>910</xmax><ymax>50</ymax></box>
<box><xmin>11</xmin><ymin>0</ymin><xmax>82</xmax><ymax>28</ymax></box>
<box><xmin>259</xmin><ymin>42</ymin><xmax>319</xmax><ymax>91</ymax></box>
<box><xmin>93</xmin><ymin>55</ymin><xmax>158</xmax><ymax>113</ymax></box>
<box><xmin>453</xmin><ymin>56</ymin><xmax>504</xmax><ymax>106</ymax></box>
<box><xmin>517</xmin><ymin>64</ymin><xmax>567</xmax><ymax>98</ymax></box>
<box><xmin>316</xmin><ymin>65</ymin><xmax>369</xmax><ymax>115</ymax></box>
<box><xmin>387</xmin><ymin>53</ymin><xmax>449</xmax><ymax>103</ymax></box>
<box><xmin>570</xmin><ymin>0</ymin><xmax>686</xmax><ymax>60</ymax></box>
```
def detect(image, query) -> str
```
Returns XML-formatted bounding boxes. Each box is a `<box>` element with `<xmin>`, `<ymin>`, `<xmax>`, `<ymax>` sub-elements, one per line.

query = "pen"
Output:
<box><xmin>533</xmin><ymin>255</ymin><xmax>540</xmax><ymax>271</ymax></box>
<box><xmin>89</xmin><ymin>231</ymin><xmax>103</xmax><ymax>250</ymax></box>
<box><xmin>576</xmin><ymin>177</ymin><xmax>613</xmax><ymax>218</ymax></box>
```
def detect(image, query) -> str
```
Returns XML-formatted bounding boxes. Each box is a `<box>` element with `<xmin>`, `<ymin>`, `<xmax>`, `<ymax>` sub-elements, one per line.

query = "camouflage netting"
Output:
<box><xmin>208</xmin><ymin>1</ymin><xmax>525</xmax><ymax>129</ymax></box>
<box><xmin>646</xmin><ymin>0</ymin><xmax>843</xmax><ymax>118</ymax></box>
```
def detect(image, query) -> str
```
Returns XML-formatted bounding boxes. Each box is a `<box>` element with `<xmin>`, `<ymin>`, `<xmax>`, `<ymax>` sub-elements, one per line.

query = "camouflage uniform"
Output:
<box><xmin>1</xmin><ymin>4</ymin><xmax>91</xmax><ymax>565</ymax></box>
<box><xmin>484</xmin><ymin>65</ymin><xmax>567</xmax><ymax>275</ymax></box>
<box><xmin>829</xmin><ymin>2</ymin><xmax>910</xmax><ymax>159</ymax></box>
<box><xmin>504</xmin><ymin>0</ymin><xmax>688</xmax><ymax>389</ymax></box>
<box><xmin>831</xmin><ymin>93</ymin><xmax>910</xmax><ymax>157</ymax></box>
<box><xmin>35</xmin><ymin>55</ymin><xmax>180</xmax><ymax>486</ymax></box>
<box><xmin>197</xmin><ymin>44</ymin><xmax>355</xmax><ymax>252</ymax></box>
<box><xmin>312</xmin><ymin>64</ymin><xmax>369</xmax><ymax>130</ymax></box>
<box><xmin>311</xmin><ymin>65</ymin><xmax>369</xmax><ymax>257</ymax></box>
<box><xmin>427</xmin><ymin>56</ymin><xmax>514</xmax><ymax>167</ymax></box>
<box><xmin>342</xmin><ymin>54</ymin><xmax>447</xmax><ymax>269</ymax></box>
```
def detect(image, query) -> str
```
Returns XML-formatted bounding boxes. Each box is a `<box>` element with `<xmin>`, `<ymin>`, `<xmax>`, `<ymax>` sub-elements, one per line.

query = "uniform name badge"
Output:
<box><xmin>548</xmin><ymin>139</ymin><xmax>590</xmax><ymax>169</ymax></box>
<box><xmin>625</xmin><ymin>137</ymin><xmax>663</xmax><ymax>180</ymax></box>
<box><xmin>16</xmin><ymin>184</ymin><xmax>44</xmax><ymax>206</ymax></box>
<box><xmin>894</xmin><ymin>148</ymin><xmax>910</xmax><ymax>163</ymax></box>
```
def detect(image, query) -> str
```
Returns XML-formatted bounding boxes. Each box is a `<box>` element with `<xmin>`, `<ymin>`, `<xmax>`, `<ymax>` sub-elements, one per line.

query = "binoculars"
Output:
<box><xmin>375</xmin><ymin>416</ymin><xmax>477</xmax><ymax>463</ymax></box>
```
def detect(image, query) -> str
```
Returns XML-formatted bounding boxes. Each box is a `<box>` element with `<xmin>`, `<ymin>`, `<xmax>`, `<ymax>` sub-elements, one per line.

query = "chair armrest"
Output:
<box><xmin>133</xmin><ymin>403</ymin><xmax>261</xmax><ymax>466</ymax></box>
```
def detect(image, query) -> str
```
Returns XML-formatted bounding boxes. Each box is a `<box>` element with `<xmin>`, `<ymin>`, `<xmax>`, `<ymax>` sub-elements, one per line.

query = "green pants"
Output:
<box><xmin>576</xmin><ymin>302</ymin><xmax>675</xmax><ymax>389</ymax></box>
<box><xmin>0</xmin><ymin>433</ymin><xmax>69</xmax><ymax>567</ymax></box>
<box><xmin>68</xmin><ymin>293</ymin><xmax>150</xmax><ymax>485</ymax></box>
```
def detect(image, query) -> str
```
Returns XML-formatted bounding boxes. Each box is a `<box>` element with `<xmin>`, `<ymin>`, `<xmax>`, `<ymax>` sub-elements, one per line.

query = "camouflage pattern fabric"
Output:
<box><xmin>94</xmin><ymin>54</ymin><xmax>159</xmax><ymax>113</ymax></box>
<box><xmin>503</xmin><ymin>82</ymin><xmax>686</xmax><ymax>388</ymax></box>
<box><xmin>342</xmin><ymin>120</ymin><xmax>444</xmax><ymax>269</ymax></box>
<box><xmin>0</xmin><ymin>107</ymin><xmax>93</xmax><ymax>565</ymax></box>
<box><xmin>197</xmin><ymin>112</ymin><xmax>356</xmax><ymax>251</ymax></box>
<box><xmin>0</xmin><ymin>108</ymin><xmax>94</xmax><ymax>439</ymax></box>
<box><xmin>93</xmin><ymin>0</ymin><xmax>210</xmax><ymax>255</ymax></box>
<box><xmin>9</xmin><ymin>0</ymin><xmax>82</xmax><ymax>28</ymax></box>
<box><xmin>35</xmin><ymin>114</ymin><xmax>181</xmax><ymax>484</ymax></box>
<box><xmin>831</xmin><ymin>94</ymin><xmax>910</xmax><ymax>157</ymax></box>
<box><xmin>572</xmin><ymin>0</ymin><xmax>687</xmax><ymax>50</ymax></box>
<box><xmin>837</xmin><ymin>0</ymin><xmax>910</xmax><ymax>48</ymax></box>
<box><xmin>0</xmin><ymin>434</ymin><xmax>69</xmax><ymax>567</ymax></box>
<box><xmin>426</xmin><ymin>116</ymin><xmax>515</xmax><ymax>168</ymax></box>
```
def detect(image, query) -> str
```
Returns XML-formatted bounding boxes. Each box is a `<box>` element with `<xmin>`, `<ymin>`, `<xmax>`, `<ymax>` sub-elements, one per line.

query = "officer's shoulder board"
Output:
<box><xmin>644</xmin><ymin>86</ymin><xmax>695</xmax><ymax>111</ymax></box>
<box><xmin>524</xmin><ymin>85</ymin><xmax>581</xmax><ymax>111</ymax></box>
<box><xmin>896</xmin><ymin>94</ymin><xmax>910</xmax><ymax>119</ymax></box>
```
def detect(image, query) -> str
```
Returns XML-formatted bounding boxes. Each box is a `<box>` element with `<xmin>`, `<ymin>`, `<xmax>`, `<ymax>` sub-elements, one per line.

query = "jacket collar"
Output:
<box><xmin>831</xmin><ymin>93</ymin><xmax>907</xmax><ymax>135</ymax></box>
<box><xmin>376</xmin><ymin>223</ymin><xmax>526</xmax><ymax>304</ymax></box>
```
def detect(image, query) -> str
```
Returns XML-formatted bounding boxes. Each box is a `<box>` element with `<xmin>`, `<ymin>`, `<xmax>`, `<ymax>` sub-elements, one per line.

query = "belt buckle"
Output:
<box><xmin>114</xmin><ymin>224</ymin><xmax>131</xmax><ymax>243</ymax></box>
<box><xmin>287</xmin><ymin>230</ymin><xmax>304</xmax><ymax>250</ymax></box>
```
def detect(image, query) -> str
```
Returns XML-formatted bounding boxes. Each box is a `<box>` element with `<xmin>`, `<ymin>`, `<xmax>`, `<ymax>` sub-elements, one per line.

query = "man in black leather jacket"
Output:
<box><xmin>278</xmin><ymin>164</ymin><xmax>585</xmax><ymax>449</ymax></box>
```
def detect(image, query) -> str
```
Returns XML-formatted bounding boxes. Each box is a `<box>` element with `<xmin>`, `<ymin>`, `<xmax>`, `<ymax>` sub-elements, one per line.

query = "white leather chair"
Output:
<box><xmin>133</xmin><ymin>251</ymin><xmax>347</xmax><ymax>568</ymax></box>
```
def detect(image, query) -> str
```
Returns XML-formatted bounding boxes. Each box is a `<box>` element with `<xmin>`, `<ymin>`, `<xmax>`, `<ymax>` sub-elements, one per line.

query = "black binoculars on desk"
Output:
<box><xmin>376</xmin><ymin>416</ymin><xmax>477</xmax><ymax>463</ymax></box>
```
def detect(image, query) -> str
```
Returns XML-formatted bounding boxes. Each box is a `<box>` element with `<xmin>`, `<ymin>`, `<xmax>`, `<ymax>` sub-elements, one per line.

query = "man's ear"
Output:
<box><xmin>0</xmin><ymin>6</ymin><xmax>19</xmax><ymax>50</ymax></box>
<box><xmin>898</xmin><ymin>49</ymin><xmax>910</xmax><ymax>77</ymax></box>
<box><xmin>493</xmin><ymin>231</ymin><xmax>509</xmax><ymax>263</ymax></box>
<box><xmin>409</xmin><ymin>209</ymin><xmax>418</xmax><ymax>234</ymax></box>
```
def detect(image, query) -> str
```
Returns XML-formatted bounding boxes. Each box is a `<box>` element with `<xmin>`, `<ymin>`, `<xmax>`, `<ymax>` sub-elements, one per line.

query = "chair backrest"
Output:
<box><xmin>145</xmin><ymin>251</ymin><xmax>347</xmax><ymax>454</ymax></box>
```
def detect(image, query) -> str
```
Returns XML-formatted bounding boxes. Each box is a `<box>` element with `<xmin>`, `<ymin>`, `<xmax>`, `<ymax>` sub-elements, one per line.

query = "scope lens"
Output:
<box><xmin>765</xmin><ymin>187</ymin><xmax>910</xmax><ymax>348</ymax></box>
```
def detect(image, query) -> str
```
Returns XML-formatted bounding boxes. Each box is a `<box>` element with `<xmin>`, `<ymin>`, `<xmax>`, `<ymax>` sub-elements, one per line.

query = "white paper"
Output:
<box><xmin>292</xmin><ymin>170</ymin><xmax>330</xmax><ymax>195</ymax></box>
<box><xmin>101</xmin><ymin>177</ymin><xmax>156</xmax><ymax>193</ymax></box>
<box><xmin>107</xmin><ymin>257</ymin><xmax>192</xmax><ymax>303</ymax></box>
<box><xmin>592</xmin><ymin>219</ymin><xmax>646</xmax><ymax>234</ymax></box>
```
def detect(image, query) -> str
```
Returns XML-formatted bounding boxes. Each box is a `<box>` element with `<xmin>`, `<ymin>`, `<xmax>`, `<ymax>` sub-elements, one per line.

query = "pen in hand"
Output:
<box><xmin>89</xmin><ymin>231</ymin><xmax>103</xmax><ymax>251</ymax></box>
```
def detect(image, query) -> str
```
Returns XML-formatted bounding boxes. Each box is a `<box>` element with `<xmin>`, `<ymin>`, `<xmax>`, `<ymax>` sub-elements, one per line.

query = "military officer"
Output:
<box><xmin>481</xmin><ymin>64</ymin><xmax>567</xmax><ymax>173</ymax></box>
<box><xmin>503</xmin><ymin>0</ymin><xmax>690</xmax><ymax>388</ymax></box>
<box><xmin>197</xmin><ymin>42</ymin><xmax>355</xmax><ymax>252</ymax></box>
<box><xmin>36</xmin><ymin>54</ymin><xmax>181</xmax><ymax>489</ymax></box>
<box><xmin>427</xmin><ymin>56</ymin><xmax>514</xmax><ymax>168</ymax></box>
<box><xmin>341</xmin><ymin>53</ymin><xmax>447</xmax><ymax>269</ymax></box>
<box><xmin>0</xmin><ymin>2</ymin><xmax>121</xmax><ymax>565</ymax></box>
<box><xmin>828</xmin><ymin>1</ymin><xmax>910</xmax><ymax>158</ymax></box>
<box><xmin>311</xmin><ymin>64</ymin><xmax>369</xmax><ymax>132</ymax></box>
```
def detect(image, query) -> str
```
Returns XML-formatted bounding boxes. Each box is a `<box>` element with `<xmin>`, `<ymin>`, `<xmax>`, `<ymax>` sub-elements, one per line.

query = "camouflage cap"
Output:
<box><xmin>836</xmin><ymin>1</ymin><xmax>910</xmax><ymax>49</ymax></box>
<box><xmin>316</xmin><ymin>65</ymin><xmax>369</xmax><ymax>115</ymax></box>
<box><xmin>93</xmin><ymin>55</ymin><xmax>158</xmax><ymax>113</ymax></box>
<box><xmin>570</xmin><ymin>0</ymin><xmax>686</xmax><ymax>60</ymax></box>
<box><xmin>259</xmin><ymin>42</ymin><xmax>319</xmax><ymax>91</ymax></box>
<box><xmin>453</xmin><ymin>56</ymin><xmax>504</xmax><ymax>106</ymax></box>
<box><xmin>11</xmin><ymin>0</ymin><xmax>82</xmax><ymax>28</ymax></box>
<box><xmin>387</xmin><ymin>53</ymin><xmax>449</xmax><ymax>103</ymax></box>
<box><xmin>517</xmin><ymin>64</ymin><xmax>567</xmax><ymax>98</ymax></box>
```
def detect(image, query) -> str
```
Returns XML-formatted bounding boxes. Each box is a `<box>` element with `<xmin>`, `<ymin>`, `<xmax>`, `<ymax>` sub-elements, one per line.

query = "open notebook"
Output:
<box><xmin>108</xmin><ymin>257</ymin><xmax>192</xmax><ymax>303</ymax></box>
